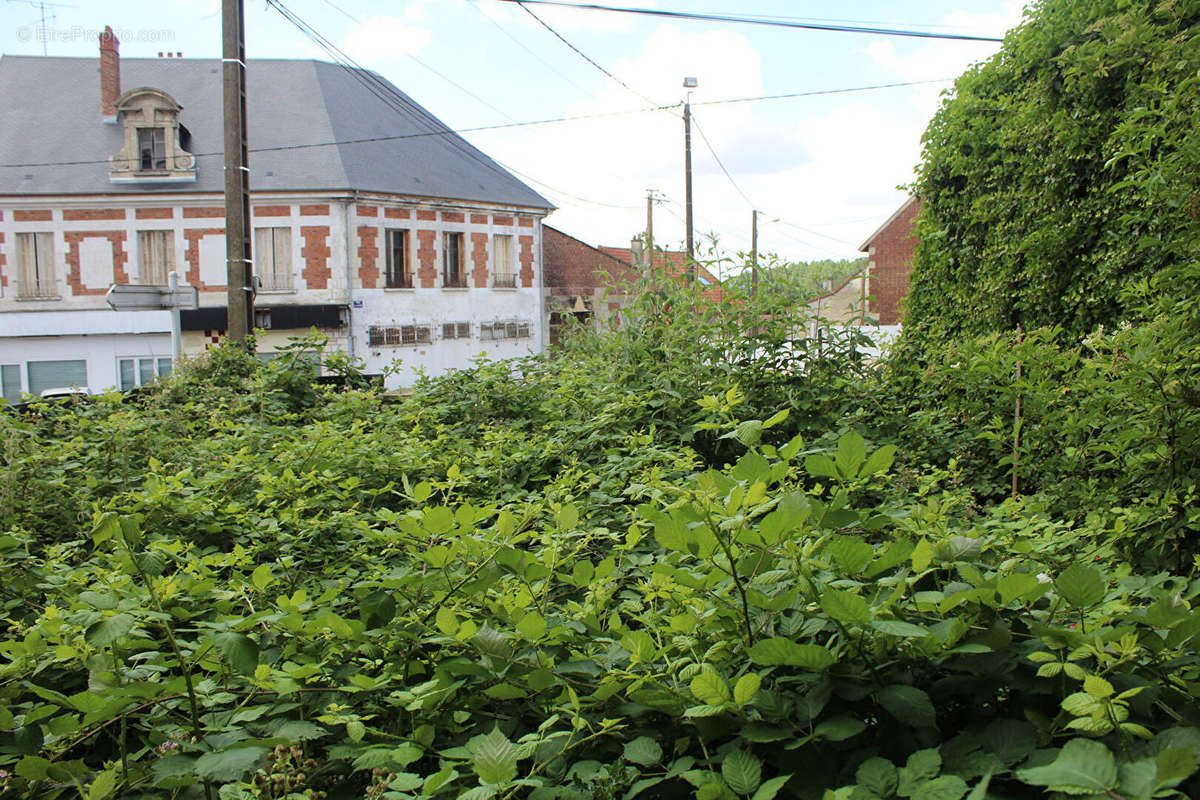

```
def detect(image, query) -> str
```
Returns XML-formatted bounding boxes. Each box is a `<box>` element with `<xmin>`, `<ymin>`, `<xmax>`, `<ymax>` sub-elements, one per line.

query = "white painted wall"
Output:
<box><xmin>0</xmin><ymin>331</ymin><xmax>173</xmax><ymax>395</ymax></box>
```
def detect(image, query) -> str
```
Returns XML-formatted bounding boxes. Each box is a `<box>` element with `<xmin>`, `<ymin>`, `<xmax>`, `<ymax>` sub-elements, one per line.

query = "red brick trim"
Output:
<box><xmin>357</xmin><ymin>226</ymin><xmax>379</xmax><ymax>289</ymax></box>
<box><xmin>0</xmin><ymin>232</ymin><xmax>7</xmax><ymax>289</ymax></box>
<box><xmin>301</xmin><ymin>226</ymin><xmax>332</xmax><ymax>289</ymax></box>
<box><xmin>518</xmin><ymin>217</ymin><xmax>533</xmax><ymax>228</ymax></box>
<box><xmin>493</xmin><ymin>215</ymin><xmax>513</xmax><ymax>227</ymax></box>
<box><xmin>253</xmin><ymin>205</ymin><xmax>291</xmax><ymax>217</ymax></box>
<box><xmin>356</xmin><ymin>204</ymin><xmax>378</xmax><ymax>217</ymax></box>
<box><xmin>136</xmin><ymin>207</ymin><xmax>174</xmax><ymax>220</ymax></box>
<box><xmin>183</xmin><ymin>207</ymin><xmax>224</xmax><ymax>219</ymax></box>
<box><xmin>384</xmin><ymin>207</ymin><xmax>410</xmax><ymax>220</ymax></box>
<box><xmin>64</xmin><ymin>230</ymin><xmax>129</xmax><ymax>295</ymax></box>
<box><xmin>64</xmin><ymin>208</ymin><xmax>126</xmax><ymax>221</ymax></box>
<box><xmin>300</xmin><ymin>204</ymin><xmax>329</xmax><ymax>216</ymax></box>
<box><xmin>441</xmin><ymin>211</ymin><xmax>465</xmax><ymax>223</ymax></box>
<box><xmin>519</xmin><ymin>234</ymin><xmax>534</xmax><ymax>288</ymax></box>
<box><xmin>471</xmin><ymin>232</ymin><xmax>489</xmax><ymax>288</ymax></box>
<box><xmin>416</xmin><ymin>229</ymin><xmax>437</xmax><ymax>288</ymax></box>
<box><xmin>14</xmin><ymin>209</ymin><xmax>52</xmax><ymax>222</ymax></box>
<box><xmin>470</xmin><ymin>213</ymin><xmax>488</xmax><ymax>224</ymax></box>
<box><xmin>416</xmin><ymin>210</ymin><xmax>436</xmax><ymax>222</ymax></box>
<box><xmin>184</xmin><ymin>227</ymin><xmax>226</xmax><ymax>291</ymax></box>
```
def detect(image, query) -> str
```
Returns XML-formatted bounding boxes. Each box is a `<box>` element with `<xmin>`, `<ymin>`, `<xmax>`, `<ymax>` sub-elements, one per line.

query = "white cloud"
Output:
<box><xmin>343</xmin><ymin>15</ymin><xmax>432</xmax><ymax>66</ymax></box>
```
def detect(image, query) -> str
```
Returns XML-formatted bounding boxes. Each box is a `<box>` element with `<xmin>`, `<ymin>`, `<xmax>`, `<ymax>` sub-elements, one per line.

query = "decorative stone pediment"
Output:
<box><xmin>109</xmin><ymin>87</ymin><xmax>196</xmax><ymax>183</ymax></box>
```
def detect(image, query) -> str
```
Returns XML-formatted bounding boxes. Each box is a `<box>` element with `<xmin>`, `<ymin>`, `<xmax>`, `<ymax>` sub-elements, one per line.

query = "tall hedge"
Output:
<box><xmin>904</xmin><ymin>0</ymin><xmax>1199</xmax><ymax>345</ymax></box>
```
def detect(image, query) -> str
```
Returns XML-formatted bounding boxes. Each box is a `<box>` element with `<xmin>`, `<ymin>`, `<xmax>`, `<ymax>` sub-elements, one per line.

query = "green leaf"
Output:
<box><xmin>750</xmin><ymin>775</ymin><xmax>791</xmax><ymax>800</ymax></box>
<box><xmin>360</xmin><ymin>590</ymin><xmax>396</xmax><ymax>629</ymax></box>
<box><xmin>88</xmin><ymin>768</ymin><xmax>117</xmax><ymax>800</ymax></box>
<box><xmin>762</xmin><ymin>409</ymin><xmax>789</xmax><ymax>428</ymax></box>
<box><xmin>879</xmin><ymin>684</ymin><xmax>936</xmax><ymax>728</ymax></box>
<box><xmin>860</xmin><ymin>444</ymin><xmax>897</xmax><ymax>477</ymax></box>
<box><xmin>556</xmin><ymin>503</ymin><xmax>579</xmax><ymax>530</ymax></box>
<box><xmin>85</xmin><ymin>614</ymin><xmax>135</xmax><ymax>649</ymax></box>
<box><xmin>691</xmin><ymin>671</ymin><xmax>731</xmax><ymax>706</ymax></box>
<box><xmin>813</xmin><ymin>715</ymin><xmax>865</xmax><ymax>742</ymax></box>
<box><xmin>474</xmin><ymin>727</ymin><xmax>519</xmax><ymax>785</ymax></box>
<box><xmin>250</xmin><ymin>564</ymin><xmax>274</xmax><ymax>591</ymax></box>
<box><xmin>911</xmin><ymin>539</ymin><xmax>933</xmax><ymax>572</ymax></box>
<box><xmin>346</xmin><ymin>720</ymin><xmax>366</xmax><ymax>743</ymax></box>
<box><xmin>272</xmin><ymin>720</ymin><xmax>328</xmax><ymax>742</ymax></box>
<box><xmin>1016</xmin><ymin>738</ymin><xmax>1117</xmax><ymax>794</ymax></box>
<box><xmin>624</xmin><ymin>736</ymin><xmax>663</xmax><ymax>766</ymax></box>
<box><xmin>911</xmin><ymin>775</ymin><xmax>968</xmax><ymax>800</ymax></box>
<box><xmin>722</xmin><ymin>751</ymin><xmax>762</xmax><ymax>796</ymax></box>
<box><xmin>825</xmin><ymin>536</ymin><xmax>874</xmax><ymax>575</ymax></box>
<box><xmin>1155</xmin><ymin>746</ymin><xmax>1199</xmax><ymax>789</ymax></box>
<box><xmin>748</xmin><ymin>638</ymin><xmax>836</xmax><ymax>670</ymax></box>
<box><xmin>804</xmin><ymin>455</ymin><xmax>839</xmax><ymax>480</ymax></box>
<box><xmin>835</xmin><ymin>430</ymin><xmax>867</xmax><ymax>479</ymax></box>
<box><xmin>516</xmin><ymin>611</ymin><xmax>547</xmax><ymax>641</ymax></box>
<box><xmin>965</xmin><ymin>773</ymin><xmax>992</xmax><ymax>800</ymax></box>
<box><xmin>213</xmin><ymin>632</ymin><xmax>259</xmax><ymax>676</ymax></box>
<box><xmin>821</xmin><ymin>589</ymin><xmax>871</xmax><ymax>626</ymax></box>
<box><xmin>194</xmin><ymin>747</ymin><xmax>269</xmax><ymax>782</ymax></box>
<box><xmin>870</xmin><ymin>620</ymin><xmax>931</xmax><ymax>638</ymax></box>
<box><xmin>733</xmin><ymin>673</ymin><xmax>762</xmax><ymax>706</ymax></box>
<box><xmin>91</xmin><ymin>513</ymin><xmax>120</xmax><ymax>547</ymax></box>
<box><xmin>856</xmin><ymin>758</ymin><xmax>898</xmax><ymax>797</ymax></box>
<box><xmin>1083</xmin><ymin>675</ymin><xmax>1113</xmax><ymax>699</ymax></box>
<box><xmin>735</xmin><ymin>420</ymin><xmax>765</xmax><ymax>448</ymax></box>
<box><xmin>435</xmin><ymin>606</ymin><xmax>459</xmax><ymax>636</ymax></box>
<box><xmin>1055</xmin><ymin>565</ymin><xmax>1105</xmax><ymax>608</ymax></box>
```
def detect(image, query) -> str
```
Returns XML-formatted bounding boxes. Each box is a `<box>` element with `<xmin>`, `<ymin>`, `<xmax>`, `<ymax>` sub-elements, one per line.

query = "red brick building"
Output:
<box><xmin>859</xmin><ymin>196</ymin><xmax>920</xmax><ymax>326</ymax></box>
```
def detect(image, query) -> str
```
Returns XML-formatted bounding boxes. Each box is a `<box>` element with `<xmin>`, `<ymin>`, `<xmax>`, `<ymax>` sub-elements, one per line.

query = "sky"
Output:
<box><xmin>0</xmin><ymin>0</ymin><xmax>1027</xmax><ymax>271</ymax></box>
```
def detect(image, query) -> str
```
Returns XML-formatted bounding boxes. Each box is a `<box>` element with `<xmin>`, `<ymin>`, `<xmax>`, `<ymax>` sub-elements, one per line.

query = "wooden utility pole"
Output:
<box><xmin>645</xmin><ymin>190</ymin><xmax>655</xmax><ymax>270</ymax></box>
<box><xmin>223</xmin><ymin>0</ymin><xmax>254</xmax><ymax>344</ymax></box>
<box><xmin>750</xmin><ymin>210</ymin><xmax>758</xmax><ymax>296</ymax></box>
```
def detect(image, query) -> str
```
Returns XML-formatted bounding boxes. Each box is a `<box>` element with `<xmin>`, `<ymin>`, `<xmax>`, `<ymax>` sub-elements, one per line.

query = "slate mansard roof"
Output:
<box><xmin>0</xmin><ymin>55</ymin><xmax>551</xmax><ymax>209</ymax></box>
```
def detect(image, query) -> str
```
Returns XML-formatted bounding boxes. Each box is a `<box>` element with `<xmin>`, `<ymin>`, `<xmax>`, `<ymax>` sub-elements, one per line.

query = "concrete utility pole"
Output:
<box><xmin>751</xmin><ymin>209</ymin><xmax>758</xmax><ymax>297</ymax></box>
<box><xmin>683</xmin><ymin>77</ymin><xmax>696</xmax><ymax>280</ymax></box>
<box><xmin>645</xmin><ymin>190</ymin><xmax>655</xmax><ymax>270</ymax></box>
<box><xmin>223</xmin><ymin>0</ymin><xmax>254</xmax><ymax>344</ymax></box>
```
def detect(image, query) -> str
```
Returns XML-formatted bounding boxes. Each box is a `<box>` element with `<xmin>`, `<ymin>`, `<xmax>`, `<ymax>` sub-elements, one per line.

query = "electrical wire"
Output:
<box><xmin>0</xmin><ymin>78</ymin><xmax>949</xmax><ymax>169</ymax></box>
<box><xmin>689</xmin><ymin>113</ymin><xmax>756</xmax><ymax>209</ymax></box>
<box><xmin>515</xmin><ymin>1</ymin><xmax>666</xmax><ymax>109</ymax></box>
<box><xmin>493</xmin><ymin>0</ymin><xmax>1005</xmax><ymax>42</ymax></box>
<box><xmin>465</xmin><ymin>0</ymin><xmax>594</xmax><ymax>96</ymax></box>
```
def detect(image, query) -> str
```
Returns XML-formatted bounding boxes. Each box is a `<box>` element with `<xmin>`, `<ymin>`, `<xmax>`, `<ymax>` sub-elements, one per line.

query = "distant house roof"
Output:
<box><xmin>0</xmin><ymin>55</ymin><xmax>552</xmax><ymax>209</ymax></box>
<box><xmin>598</xmin><ymin>245</ymin><xmax>724</xmax><ymax>302</ymax></box>
<box><xmin>859</xmin><ymin>195</ymin><xmax>919</xmax><ymax>252</ymax></box>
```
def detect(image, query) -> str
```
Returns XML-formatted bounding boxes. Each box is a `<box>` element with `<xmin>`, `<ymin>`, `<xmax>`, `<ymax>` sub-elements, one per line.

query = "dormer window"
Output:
<box><xmin>109</xmin><ymin>87</ymin><xmax>196</xmax><ymax>183</ymax></box>
<box><xmin>138</xmin><ymin>128</ymin><xmax>166</xmax><ymax>170</ymax></box>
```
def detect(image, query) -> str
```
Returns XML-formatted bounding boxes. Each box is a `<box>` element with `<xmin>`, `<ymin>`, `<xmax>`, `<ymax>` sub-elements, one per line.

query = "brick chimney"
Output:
<box><xmin>100</xmin><ymin>26</ymin><xmax>120</xmax><ymax>123</ymax></box>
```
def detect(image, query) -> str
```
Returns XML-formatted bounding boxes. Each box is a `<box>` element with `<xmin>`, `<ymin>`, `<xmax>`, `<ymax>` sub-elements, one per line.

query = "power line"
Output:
<box><xmin>0</xmin><ymin>78</ymin><xmax>949</xmax><ymax>170</ymax></box>
<box><xmin>465</xmin><ymin>0</ymin><xmax>594</xmax><ymax>96</ymax></box>
<box><xmin>515</xmin><ymin>1</ymin><xmax>665</xmax><ymax>108</ymax></box>
<box><xmin>495</xmin><ymin>159</ymin><xmax>640</xmax><ymax>209</ymax></box>
<box><xmin>689</xmin><ymin>112</ymin><xmax>756</xmax><ymax>209</ymax></box>
<box><xmin>693</xmin><ymin>78</ymin><xmax>953</xmax><ymax>108</ymax></box>
<box><xmin>494</xmin><ymin>0</ymin><xmax>1004</xmax><ymax>42</ymax></box>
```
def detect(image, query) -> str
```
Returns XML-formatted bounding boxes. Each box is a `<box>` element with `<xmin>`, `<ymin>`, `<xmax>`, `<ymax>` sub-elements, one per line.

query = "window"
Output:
<box><xmin>16</xmin><ymin>232</ymin><xmax>56</xmax><ymax>299</ymax></box>
<box><xmin>137</xmin><ymin>230</ymin><xmax>175</xmax><ymax>285</ymax></box>
<box><xmin>493</xmin><ymin>235</ymin><xmax>516</xmax><ymax>288</ymax></box>
<box><xmin>385</xmin><ymin>230</ymin><xmax>411</xmax><ymax>288</ymax></box>
<box><xmin>138</xmin><ymin>128</ymin><xmax>166</xmax><ymax>170</ymax></box>
<box><xmin>480</xmin><ymin>320</ymin><xmax>532</xmax><ymax>341</ymax></box>
<box><xmin>368</xmin><ymin>325</ymin><xmax>431</xmax><ymax>347</ymax></box>
<box><xmin>443</xmin><ymin>321</ymin><xmax>471</xmax><ymax>340</ymax></box>
<box><xmin>2</xmin><ymin>364</ymin><xmax>21</xmax><ymax>403</ymax></box>
<box><xmin>442</xmin><ymin>232</ymin><xmax>464</xmax><ymax>288</ymax></box>
<box><xmin>27</xmin><ymin>360</ymin><xmax>87</xmax><ymax>396</ymax></box>
<box><xmin>254</xmin><ymin>227</ymin><xmax>293</xmax><ymax>290</ymax></box>
<box><xmin>118</xmin><ymin>358</ymin><xmax>171</xmax><ymax>391</ymax></box>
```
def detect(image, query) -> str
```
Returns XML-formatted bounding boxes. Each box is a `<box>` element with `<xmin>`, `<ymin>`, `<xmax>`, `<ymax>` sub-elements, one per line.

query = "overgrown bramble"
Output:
<box><xmin>249</xmin><ymin>745</ymin><xmax>324</xmax><ymax>800</ymax></box>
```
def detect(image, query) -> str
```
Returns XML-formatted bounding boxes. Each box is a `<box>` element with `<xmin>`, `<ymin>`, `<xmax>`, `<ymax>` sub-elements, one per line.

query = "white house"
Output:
<box><xmin>0</xmin><ymin>28</ymin><xmax>552</xmax><ymax>399</ymax></box>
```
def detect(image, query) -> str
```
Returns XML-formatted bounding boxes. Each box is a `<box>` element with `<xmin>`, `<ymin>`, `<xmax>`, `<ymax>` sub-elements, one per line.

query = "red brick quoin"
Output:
<box><xmin>14</xmin><ymin>209</ymin><xmax>52</xmax><ymax>222</ymax></box>
<box><xmin>416</xmin><ymin>229</ymin><xmax>437</xmax><ymax>288</ymax></box>
<box><xmin>301</xmin><ymin>226</ymin><xmax>332</xmax><ymax>289</ymax></box>
<box><xmin>184</xmin><ymin>228</ymin><xmax>226</xmax><ymax>291</ymax></box>
<box><xmin>518</xmin><ymin>235</ymin><xmax>534</xmax><ymax>288</ymax></box>
<box><xmin>471</xmin><ymin>232</ymin><xmax>488</xmax><ymax>288</ymax></box>
<box><xmin>136</xmin><ymin>208</ymin><xmax>174</xmax><ymax>220</ymax></box>
<box><xmin>300</xmin><ymin>204</ymin><xmax>329</xmax><ymax>216</ymax></box>
<box><xmin>65</xmin><ymin>231</ymin><xmax>129</xmax><ymax>296</ymax></box>
<box><xmin>861</xmin><ymin>197</ymin><xmax>921</xmax><ymax>326</ymax></box>
<box><xmin>357</xmin><ymin>226</ymin><xmax>380</xmax><ymax>289</ymax></box>
<box><xmin>0</xmin><ymin>231</ymin><xmax>8</xmax><ymax>290</ymax></box>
